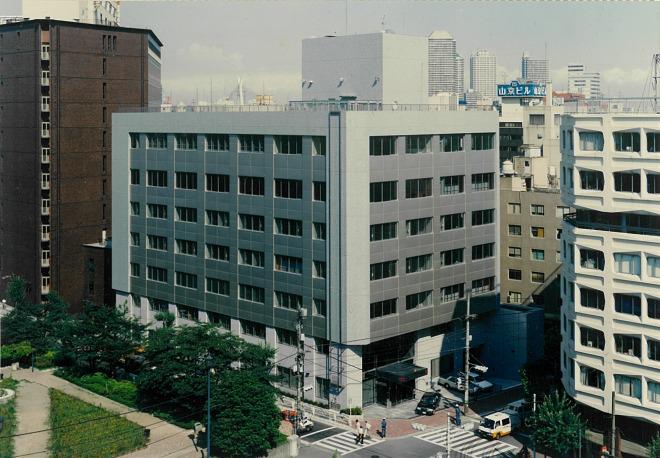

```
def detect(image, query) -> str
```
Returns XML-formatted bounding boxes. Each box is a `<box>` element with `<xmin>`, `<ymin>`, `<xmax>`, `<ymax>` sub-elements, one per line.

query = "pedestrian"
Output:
<box><xmin>454</xmin><ymin>405</ymin><xmax>462</xmax><ymax>427</ymax></box>
<box><xmin>355</xmin><ymin>422</ymin><xmax>364</xmax><ymax>445</ymax></box>
<box><xmin>365</xmin><ymin>421</ymin><xmax>372</xmax><ymax>439</ymax></box>
<box><xmin>354</xmin><ymin>419</ymin><xmax>361</xmax><ymax>444</ymax></box>
<box><xmin>380</xmin><ymin>417</ymin><xmax>387</xmax><ymax>438</ymax></box>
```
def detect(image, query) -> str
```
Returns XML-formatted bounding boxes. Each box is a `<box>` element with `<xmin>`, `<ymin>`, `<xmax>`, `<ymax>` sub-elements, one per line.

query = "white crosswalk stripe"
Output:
<box><xmin>416</xmin><ymin>427</ymin><xmax>519</xmax><ymax>457</ymax></box>
<box><xmin>314</xmin><ymin>431</ymin><xmax>383</xmax><ymax>456</ymax></box>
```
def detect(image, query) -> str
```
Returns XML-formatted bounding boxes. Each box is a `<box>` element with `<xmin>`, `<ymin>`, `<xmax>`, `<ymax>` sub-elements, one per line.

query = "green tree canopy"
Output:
<box><xmin>648</xmin><ymin>433</ymin><xmax>660</xmax><ymax>458</ymax></box>
<box><xmin>528</xmin><ymin>391</ymin><xmax>586</xmax><ymax>458</ymax></box>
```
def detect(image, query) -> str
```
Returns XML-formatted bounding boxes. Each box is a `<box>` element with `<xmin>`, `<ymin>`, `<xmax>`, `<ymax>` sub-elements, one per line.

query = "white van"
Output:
<box><xmin>478</xmin><ymin>412</ymin><xmax>512</xmax><ymax>440</ymax></box>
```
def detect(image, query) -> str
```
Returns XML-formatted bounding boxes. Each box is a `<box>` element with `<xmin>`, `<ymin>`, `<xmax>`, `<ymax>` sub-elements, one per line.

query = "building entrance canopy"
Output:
<box><xmin>375</xmin><ymin>361</ymin><xmax>428</xmax><ymax>384</ymax></box>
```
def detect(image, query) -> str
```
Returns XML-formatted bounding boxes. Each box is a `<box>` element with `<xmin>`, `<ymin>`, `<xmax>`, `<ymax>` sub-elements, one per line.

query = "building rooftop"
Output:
<box><xmin>562</xmin><ymin>98</ymin><xmax>660</xmax><ymax>114</ymax></box>
<box><xmin>428</xmin><ymin>30</ymin><xmax>453</xmax><ymax>40</ymax></box>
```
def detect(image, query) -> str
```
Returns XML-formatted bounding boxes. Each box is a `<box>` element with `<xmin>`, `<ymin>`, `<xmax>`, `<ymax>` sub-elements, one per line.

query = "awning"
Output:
<box><xmin>375</xmin><ymin>361</ymin><xmax>428</xmax><ymax>384</ymax></box>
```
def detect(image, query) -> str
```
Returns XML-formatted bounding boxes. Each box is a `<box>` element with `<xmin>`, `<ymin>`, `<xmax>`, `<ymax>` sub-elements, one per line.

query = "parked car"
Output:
<box><xmin>415</xmin><ymin>392</ymin><xmax>443</xmax><ymax>416</ymax></box>
<box><xmin>502</xmin><ymin>399</ymin><xmax>532</xmax><ymax>428</ymax></box>
<box><xmin>478</xmin><ymin>412</ymin><xmax>513</xmax><ymax>440</ymax></box>
<box><xmin>459</xmin><ymin>371</ymin><xmax>494</xmax><ymax>393</ymax></box>
<box><xmin>431</xmin><ymin>375</ymin><xmax>462</xmax><ymax>391</ymax></box>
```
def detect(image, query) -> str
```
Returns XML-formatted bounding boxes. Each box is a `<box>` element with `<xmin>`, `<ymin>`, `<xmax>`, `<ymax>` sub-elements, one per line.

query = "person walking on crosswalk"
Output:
<box><xmin>354</xmin><ymin>421</ymin><xmax>364</xmax><ymax>445</ymax></box>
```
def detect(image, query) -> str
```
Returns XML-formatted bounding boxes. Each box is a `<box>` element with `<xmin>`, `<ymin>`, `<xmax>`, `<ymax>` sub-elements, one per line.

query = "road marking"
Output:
<box><xmin>302</xmin><ymin>426</ymin><xmax>337</xmax><ymax>439</ymax></box>
<box><xmin>416</xmin><ymin>427</ymin><xmax>519</xmax><ymax>458</ymax></box>
<box><xmin>314</xmin><ymin>430</ymin><xmax>383</xmax><ymax>456</ymax></box>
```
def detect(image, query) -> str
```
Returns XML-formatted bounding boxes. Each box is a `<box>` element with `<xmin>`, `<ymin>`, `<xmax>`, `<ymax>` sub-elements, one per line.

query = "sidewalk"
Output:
<box><xmin>365</xmin><ymin>407</ymin><xmax>481</xmax><ymax>439</ymax></box>
<box><xmin>12</xmin><ymin>369</ymin><xmax>200</xmax><ymax>458</ymax></box>
<box><xmin>14</xmin><ymin>379</ymin><xmax>50</xmax><ymax>458</ymax></box>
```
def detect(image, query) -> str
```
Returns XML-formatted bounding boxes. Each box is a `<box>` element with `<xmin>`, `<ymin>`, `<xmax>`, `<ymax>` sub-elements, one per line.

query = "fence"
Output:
<box><xmin>278</xmin><ymin>395</ymin><xmax>351</xmax><ymax>427</ymax></box>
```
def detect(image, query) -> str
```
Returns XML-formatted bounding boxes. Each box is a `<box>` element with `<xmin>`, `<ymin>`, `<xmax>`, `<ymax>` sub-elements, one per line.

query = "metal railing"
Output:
<box><xmin>563</xmin><ymin>98</ymin><xmax>660</xmax><ymax>115</ymax></box>
<box><xmin>564</xmin><ymin>212</ymin><xmax>660</xmax><ymax>237</ymax></box>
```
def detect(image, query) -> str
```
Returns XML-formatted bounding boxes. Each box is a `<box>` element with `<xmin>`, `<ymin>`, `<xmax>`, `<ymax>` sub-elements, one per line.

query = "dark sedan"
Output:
<box><xmin>415</xmin><ymin>391</ymin><xmax>443</xmax><ymax>416</ymax></box>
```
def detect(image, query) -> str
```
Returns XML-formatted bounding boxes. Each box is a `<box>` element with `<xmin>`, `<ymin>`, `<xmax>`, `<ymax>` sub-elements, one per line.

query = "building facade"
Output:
<box><xmin>568</xmin><ymin>64</ymin><xmax>601</xmax><ymax>100</ymax></box>
<box><xmin>22</xmin><ymin>0</ymin><xmax>121</xmax><ymax>26</ymax></box>
<box><xmin>521</xmin><ymin>53</ymin><xmax>550</xmax><ymax>84</ymax></box>
<box><xmin>112</xmin><ymin>106</ymin><xmax>500</xmax><ymax>408</ymax></box>
<box><xmin>454</xmin><ymin>53</ymin><xmax>464</xmax><ymax>97</ymax></box>
<box><xmin>428</xmin><ymin>31</ymin><xmax>458</xmax><ymax>96</ymax></box>
<box><xmin>560</xmin><ymin>114</ymin><xmax>660</xmax><ymax>434</ymax></box>
<box><xmin>469</xmin><ymin>49</ymin><xmax>496</xmax><ymax>100</ymax></box>
<box><xmin>0</xmin><ymin>19</ymin><xmax>161</xmax><ymax>307</ymax></box>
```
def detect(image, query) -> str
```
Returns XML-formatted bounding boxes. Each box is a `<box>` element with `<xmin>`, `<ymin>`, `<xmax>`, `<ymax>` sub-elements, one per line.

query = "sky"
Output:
<box><xmin>3</xmin><ymin>0</ymin><xmax>660</xmax><ymax>104</ymax></box>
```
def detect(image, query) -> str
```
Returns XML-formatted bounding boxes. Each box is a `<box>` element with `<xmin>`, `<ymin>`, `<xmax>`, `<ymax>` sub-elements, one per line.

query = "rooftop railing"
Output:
<box><xmin>562</xmin><ymin>98</ymin><xmax>660</xmax><ymax>115</ymax></box>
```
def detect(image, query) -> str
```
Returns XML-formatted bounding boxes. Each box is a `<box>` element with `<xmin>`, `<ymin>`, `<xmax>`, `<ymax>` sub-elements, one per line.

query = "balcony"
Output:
<box><xmin>41</xmin><ymin>101</ymin><xmax>50</xmax><ymax>112</ymax></box>
<box><xmin>41</xmin><ymin>277</ymin><xmax>50</xmax><ymax>295</ymax></box>
<box><xmin>41</xmin><ymin>46</ymin><xmax>50</xmax><ymax>61</ymax></box>
<box><xmin>41</xmin><ymin>200</ymin><xmax>50</xmax><ymax>216</ymax></box>
<box><xmin>41</xmin><ymin>225</ymin><xmax>50</xmax><ymax>242</ymax></box>
<box><xmin>41</xmin><ymin>126</ymin><xmax>50</xmax><ymax>138</ymax></box>
<box><xmin>41</xmin><ymin>176</ymin><xmax>50</xmax><ymax>190</ymax></box>
<box><xmin>565</xmin><ymin>212</ymin><xmax>660</xmax><ymax>237</ymax></box>
<box><xmin>41</xmin><ymin>252</ymin><xmax>50</xmax><ymax>268</ymax></box>
<box><xmin>41</xmin><ymin>148</ymin><xmax>50</xmax><ymax>164</ymax></box>
<box><xmin>41</xmin><ymin>72</ymin><xmax>50</xmax><ymax>86</ymax></box>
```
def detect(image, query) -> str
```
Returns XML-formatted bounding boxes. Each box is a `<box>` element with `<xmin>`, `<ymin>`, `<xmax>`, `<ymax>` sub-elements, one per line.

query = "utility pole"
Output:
<box><xmin>463</xmin><ymin>289</ymin><xmax>471</xmax><ymax>414</ymax></box>
<box><xmin>295</xmin><ymin>307</ymin><xmax>306</xmax><ymax>435</ymax></box>
<box><xmin>611</xmin><ymin>391</ymin><xmax>616</xmax><ymax>458</ymax></box>
<box><xmin>652</xmin><ymin>53</ymin><xmax>660</xmax><ymax>113</ymax></box>
<box><xmin>446</xmin><ymin>413</ymin><xmax>451</xmax><ymax>456</ymax></box>
<box><xmin>207</xmin><ymin>368</ymin><xmax>212</xmax><ymax>458</ymax></box>
<box><xmin>533</xmin><ymin>393</ymin><xmax>537</xmax><ymax>458</ymax></box>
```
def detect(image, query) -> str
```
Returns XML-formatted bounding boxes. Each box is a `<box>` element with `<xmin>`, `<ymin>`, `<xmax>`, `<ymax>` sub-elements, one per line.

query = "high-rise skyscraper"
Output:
<box><xmin>454</xmin><ymin>53</ymin><xmax>464</xmax><ymax>96</ymax></box>
<box><xmin>521</xmin><ymin>52</ymin><xmax>550</xmax><ymax>84</ymax></box>
<box><xmin>469</xmin><ymin>49</ymin><xmax>496</xmax><ymax>99</ymax></box>
<box><xmin>22</xmin><ymin>0</ymin><xmax>121</xmax><ymax>26</ymax></box>
<box><xmin>568</xmin><ymin>64</ymin><xmax>601</xmax><ymax>99</ymax></box>
<box><xmin>428</xmin><ymin>30</ymin><xmax>457</xmax><ymax>96</ymax></box>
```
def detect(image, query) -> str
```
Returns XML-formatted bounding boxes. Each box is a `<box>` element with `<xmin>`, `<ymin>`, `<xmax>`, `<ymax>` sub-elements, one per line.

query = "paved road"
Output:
<box><xmin>14</xmin><ymin>380</ymin><xmax>50</xmax><ymax>458</ymax></box>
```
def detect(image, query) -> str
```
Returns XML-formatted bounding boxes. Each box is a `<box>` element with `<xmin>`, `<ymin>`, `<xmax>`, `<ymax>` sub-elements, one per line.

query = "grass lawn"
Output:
<box><xmin>49</xmin><ymin>389</ymin><xmax>146</xmax><ymax>458</ymax></box>
<box><xmin>0</xmin><ymin>378</ymin><xmax>18</xmax><ymax>458</ymax></box>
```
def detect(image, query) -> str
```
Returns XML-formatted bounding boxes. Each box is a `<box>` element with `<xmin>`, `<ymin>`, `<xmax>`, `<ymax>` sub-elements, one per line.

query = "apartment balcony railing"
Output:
<box><xmin>41</xmin><ymin>102</ymin><xmax>50</xmax><ymax>112</ymax></box>
<box><xmin>41</xmin><ymin>178</ymin><xmax>49</xmax><ymax>190</ymax></box>
<box><xmin>564</xmin><ymin>212</ymin><xmax>660</xmax><ymax>237</ymax></box>
<box><xmin>41</xmin><ymin>277</ymin><xmax>50</xmax><ymax>295</ymax></box>
<box><xmin>41</xmin><ymin>128</ymin><xmax>50</xmax><ymax>138</ymax></box>
<box><xmin>41</xmin><ymin>76</ymin><xmax>50</xmax><ymax>86</ymax></box>
<box><xmin>41</xmin><ymin>50</ymin><xmax>49</xmax><ymax>60</ymax></box>
<box><xmin>41</xmin><ymin>148</ymin><xmax>50</xmax><ymax>164</ymax></box>
<box><xmin>41</xmin><ymin>201</ymin><xmax>49</xmax><ymax>216</ymax></box>
<box><xmin>41</xmin><ymin>226</ymin><xmax>50</xmax><ymax>242</ymax></box>
<box><xmin>41</xmin><ymin>254</ymin><xmax>50</xmax><ymax>268</ymax></box>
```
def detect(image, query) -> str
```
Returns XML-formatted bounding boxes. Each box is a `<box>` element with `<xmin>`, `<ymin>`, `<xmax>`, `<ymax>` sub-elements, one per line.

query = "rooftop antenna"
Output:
<box><xmin>381</xmin><ymin>14</ymin><xmax>386</xmax><ymax>30</ymax></box>
<box><xmin>653</xmin><ymin>53</ymin><xmax>660</xmax><ymax>112</ymax></box>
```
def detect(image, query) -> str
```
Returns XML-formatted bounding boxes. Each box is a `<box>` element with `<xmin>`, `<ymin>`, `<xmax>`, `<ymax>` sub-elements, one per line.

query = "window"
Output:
<box><xmin>440</xmin><ymin>134</ymin><xmax>463</xmax><ymax>152</ymax></box>
<box><xmin>238</xmin><ymin>135</ymin><xmax>264</xmax><ymax>152</ymax></box>
<box><xmin>206</xmin><ymin>174</ymin><xmax>229</xmax><ymax>192</ymax></box>
<box><xmin>177</xmin><ymin>304</ymin><xmax>199</xmax><ymax>321</ymax></box>
<box><xmin>147</xmin><ymin>235</ymin><xmax>167</xmax><ymax>251</ymax></box>
<box><xmin>206</xmin><ymin>243</ymin><xmax>229</xmax><ymax>261</ymax></box>
<box><xmin>313</xmin><ymin>181</ymin><xmax>326</xmax><ymax>201</ymax></box>
<box><xmin>275</xmin><ymin>218</ymin><xmax>302</xmax><ymax>237</ymax></box>
<box><xmin>580</xmin><ymin>249</ymin><xmax>604</xmax><ymax>270</ymax></box>
<box><xmin>580</xmin><ymin>326</ymin><xmax>605</xmax><ymax>349</ymax></box>
<box><xmin>471</xmin><ymin>133</ymin><xmax>494</xmax><ymax>150</ymax></box>
<box><xmin>175</xmin><ymin>134</ymin><xmax>197</xmax><ymax>150</ymax></box>
<box><xmin>440</xmin><ymin>175</ymin><xmax>464</xmax><ymax>194</ymax></box>
<box><xmin>277</xmin><ymin>328</ymin><xmax>297</xmax><ymax>346</ymax></box>
<box><xmin>312</xmin><ymin>136</ymin><xmax>326</xmax><ymax>156</ymax></box>
<box><xmin>531</xmin><ymin>249</ymin><xmax>545</xmax><ymax>261</ymax></box>
<box><xmin>102</xmin><ymin>106</ymin><xmax>107</xmax><ymax>123</ymax></box>
<box><xmin>274</xmin><ymin>254</ymin><xmax>303</xmax><ymax>274</ymax></box>
<box><xmin>529</xmin><ymin>114</ymin><xmax>545</xmax><ymax>126</ymax></box>
<box><xmin>130</xmin><ymin>201</ymin><xmax>140</xmax><ymax>216</ymax></box>
<box><xmin>369</xmin><ymin>136</ymin><xmax>396</xmax><ymax>156</ymax></box>
<box><xmin>130</xmin><ymin>232</ymin><xmax>140</xmax><ymax>247</ymax></box>
<box><xmin>508</xmin><ymin>246</ymin><xmax>522</xmax><ymax>258</ymax></box>
<box><xmin>370</xmin><ymin>298</ymin><xmax>397</xmax><ymax>318</ymax></box>
<box><xmin>370</xmin><ymin>260</ymin><xmax>397</xmax><ymax>280</ymax></box>
<box><xmin>649</xmin><ymin>381</ymin><xmax>660</xmax><ymax>404</ymax></box>
<box><xmin>406</xmin><ymin>217</ymin><xmax>432</xmax><ymax>236</ymax></box>
<box><xmin>440</xmin><ymin>283</ymin><xmax>464</xmax><ymax>302</ymax></box>
<box><xmin>531</xmin><ymin>204</ymin><xmax>545</xmax><ymax>216</ymax></box>
<box><xmin>208</xmin><ymin>312</ymin><xmax>230</xmax><ymax>329</ymax></box>
<box><xmin>406</xmin><ymin>291</ymin><xmax>432</xmax><ymax>310</ymax></box>
<box><xmin>614</xmin><ymin>172</ymin><xmax>641</xmax><ymax>193</ymax></box>
<box><xmin>206</xmin><ymin>210</ymin><xmax>229</xmax><ymax>227</ymax></box>
<box><xmin>407</xmin><ymin>253</ymin><xmax>433</xmax><ymax>272</ymax></box>
<box><xmin>239</xmin><ymin>249</ymin><xmax>265</xmax><ymax>268</ymax></box>
<box><xmin>313</xmin><ymin>261</ymin><xmax>326</xmax><ymax>279</ymax></box>
<box><xmin>315</xmin><ymin>338</ymin><xmax>329</xmax><ymax>355</ymax></box>
<box><xmin>175</xmin><ymin>271</ymin><xmax>197</xmax><ymax>289</ymax></box>
<box><xmin>405</xmin><ymin>135</ymin><xmax>432</xmax><ymax>154</ymax></box>
<box><xmin>508</xmin><ymin>203</ymin><xmax>521</xmax><ymax>214</ymax></box>
<box><xmin>441</xmin><ymin>213</ymin><xmax>464</xmax><ymax>231</ymax></box>
<box><xmin>274</xmin><ymin>179</ymin><xmax>303</xmax><ymax>199</ymax></box>
<box><xmin>614</xmin><ymin>375</ymin><xmax>641</xmax><ymax>399</ymax></box>
<box><xmin>102</xmin><ymin>57</ymin><xmax>106</xmax><ymax>75</ymax></box>
<box><xmin>647</xmin><ymin>174</ymin><xmax>660</xmax><ymax>194</ymax></box>
<box><xmin>614</xmin><ymin>253</ymin><xmax>641</xmax><ymax>276</ymax></box>
<box><xmin>239</xmin><ymin>176</ymin><xmax>265</xmax><ymax>196</ymax></box>
<box><xmin>471</xmin><ymin>173</ymin><xmax>494</xmax><ymax>191</ymax></box>
<box><xmin>275</xmin><ymin>291</ymin><xmax>302</xmax><ymax>310</ymax></box>
<box><xmin>129</xmin><ymin>133</ymin><xmax>139</xmax><ymax>148</ymax></box>
<box><xmin>313</xmin><ymin>298</ymin><xmax>327</xmax><ymax>317</ymax></box>
<box><xmin>509</xmin><ymin>269</ymin><xmax>522</xmax><ymax>280</ymax></box>
<box><xmin>649</xmin><ymin>339</ymin><xmax>660</xmax><ymax>362</ymax></box>
<box><xmin>175</xmin><ymin>206</ymin><xmax>197</xmax><ymax>223</ymax></box>
<box><xmin>647</xmin><ymin>132</ymin><xmax>660</xmax><ymax>152</ymax></box>
<box><xmin>241</xmin><ymin>319</ymin><xmax>266</xmax><ymax>337</ymax></box>
<box><xmin>205</xmin><ymin>134</ymin><xmax>229</xmax><ymax>151</ymax></box>
<box><xmin>130</xmin><ymin>263</ymin><xmax>140</xmax><ymax>277</ymax></box>
<box><xmin>509</xmin><ymin>225</ymin><xmax>522</xmax><ymax>236</ymax></box>
<box><xmin>206</xmin><ymin>277</ymin><xmax>229</xmax><ymax>296</ymax></box>
<box><xmin>557</xmin><ymin>228</ymin><xmax>563</xmax><ymax>240</ymax></box>
<box><xmin>649</xmin><ymin>257</ymin><xmax>660</xmax><ymax>278</ymax></box>
<box><xmin>580</xmin><ymin>287</ymin><xmax>605</xmax><ymax>310</ymax></box>
<box><xmin>472</xmin><ymin>277</ymin><xmax>495</xmax><ymax>295</ymax></box>
<box><xmin>316</xmin><ymin>377</ymin><xmax>330</xmax><ymax>400</ymax></box>
<box><xmin>614</xmin><ymin>334</ymin><xmax>641</xmax><ymax>357</ymax></box>
<box><xmin>471</xmin><ymin>209</ymin><xmax>494</xmax><ymax>226</ymax></box>
<box><xmin>277</xmin><ymin>366</ymin><xmax>298</xmax><ymax>389</ymax></box>
<box><xmin>530</xmin><ymin>226</ymin><xmax>545</xmax><ymax>238</ymax></box>
<box><xmin>274</xmin><ymin>135</ymin><xmax>302</xmax><ymax>154</ymax></box>
<box><xmin>239</xmin><ymin>214</ymin><xmax>264</xmax><ymax>231</ymax></box>
<box><xmin>438</xmin><ymin>249</ymin><xmax>461</xmax><ymax>267</ymax></box>
<box><xmin>313</xmin><ymin>222</ymin><xmax>326</xmax><ymax>240</ymax></box>
<box><xmin>147</xmin><ymin>133</ymin><xmax>167</xmax><ymax>149</ymax></box>
<box><xmin>613</xmin><ymin>131</ymin><xmax>640</xmax><ymax>152</ymax></box>
<box><xmin>649</xmin><ymin>298</ymin><xmax>660</xmax><ymax>320</ymax></box>
<box><xmin>147</xmin><ymin>170</ymin><xmax>167</xmax><ymax>187</ymax></box>
<box><xmin>370</xmin><ymin>222</ymin><xmax>397</xmax><ymax>241</ymax></box>
<box><xmin>531</xmin><ymin>271</ymin><xmax>545</xmax><ymax>283</ymax></box>
<box><xmin>176</xmin><ymin>239</ymin><xmax>197</xmax><ymax>256</ymax></box>
<box><xmin>147</xmin><ymin>266</ymin><xmax>167</xmax><ymax>283</ymax></box>
<box><xmin>579</xmin><ymin>131</ymin><xmax>604</xmax><ymax>151</ymax></box>
<box><xmin>370</xmin><ymin>181</ymin><xmax>397</xmax><ymax>202</ymax></box>
<box><xmin>175</xmin><ymin>172</ymin><xmax>197</xmax><ymax>190</ymax></box>
<box><xmin>149</xmin><ymin>299</ymin><xmax>168</xmax><ymax>313</ymax></box>
<box><xmin>405</xmin><ymin>178</ymin><xmax>432</xmax><ymax>198</ymax></box>
<box><xmin>508</xmin><ymin>291</ymin><xmax>523</xmax><ymax>304</ymax></box>
<box><xmin>614</xmin><ymin>294</ymin><xmax>641</xmax><ymax>316</ymax></box>
<box><xmin>472</xmin><ymin>243</ymin><xmax>494</xmax><ymax>260</ymax></box>
<box><xmin>239</xmin><ymin>285</ymin><xmax>265</xmax><ymax>304</ymax></box>
<box><xmin>580</xmin><ymin>366</ymin><xmax>604</xmax><ymax>390</ymax></box>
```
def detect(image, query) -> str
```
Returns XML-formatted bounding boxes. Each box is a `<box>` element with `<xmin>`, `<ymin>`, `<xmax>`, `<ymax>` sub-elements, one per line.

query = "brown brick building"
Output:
<box><xmin>0</xmin><ymin>19</ymin><xmax>161</xmax><ymax>309</ymax></box>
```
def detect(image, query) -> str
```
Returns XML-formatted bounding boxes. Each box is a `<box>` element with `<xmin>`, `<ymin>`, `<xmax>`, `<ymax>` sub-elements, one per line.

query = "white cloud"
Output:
<box><xmin>496</xmin><ymin>65</ymin><xmax>519</xmax><ymax>84</ymax></box>
<box><xmin>600</xmin><ymin>67</ymin><xmax>649</xmax><ymax>86</ymax></box>
<box><xmin>174</xmin><ymin>43</ymin><xmax>244</xmax><ymax>71</ymax></box>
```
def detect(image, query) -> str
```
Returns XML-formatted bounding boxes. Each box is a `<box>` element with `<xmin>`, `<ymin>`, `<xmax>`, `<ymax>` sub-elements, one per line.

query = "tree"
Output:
<box><xmin>58</xmin><ymin>302</ymin><xmax>145</xmax><ymax>376</ymax></box>
<box><xmin>208</xmin><ymin>369</ymin><xmax>281</xmax><ymax>458</ymax></box>
<box><xmin>648</xmin><ymin>433</ymin><xmax>660</xmax><ymax>458</ymax></box>
<box><xmin>528</xmin><ymin>391</ymin><xmax>586</xmax><ymax>457</ymax></box>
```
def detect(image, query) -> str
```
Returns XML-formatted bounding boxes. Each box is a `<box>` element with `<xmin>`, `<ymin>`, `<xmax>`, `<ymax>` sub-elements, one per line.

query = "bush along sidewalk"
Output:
<box><xmin>0</xmin><ymin>378</ymin><xmax>19</xmax><ymax>458</ymax></box>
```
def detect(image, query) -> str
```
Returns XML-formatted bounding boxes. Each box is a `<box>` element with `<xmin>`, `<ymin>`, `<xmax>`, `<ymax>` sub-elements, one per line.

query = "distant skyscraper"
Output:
<box><xmin>454</xmin><ymin>53</ymin><xmax>464</xmax><ymax>96</ymax></box>
<box><xmin>470</xmin><ymin>49</ymin><xmax>497</xmax><ymax>99</ymax></box>
<box><xmin>568</xmin><ymin>63</ymin><xmax>601</xmax><ymax>99</ymax></box>
<box><xmin>428</xmin><ymin>30</ymin><xmax>457</xmax><ymax>96</ymax></box>
<box><xmin>22</xmin><ymin>0</ymin><xmax>120</xmax><ymax>25</ymax></box>
<box><xmin>521</xmin><ymin>53</ymin><xmax>550</xmax><ymax>84</ymax></box>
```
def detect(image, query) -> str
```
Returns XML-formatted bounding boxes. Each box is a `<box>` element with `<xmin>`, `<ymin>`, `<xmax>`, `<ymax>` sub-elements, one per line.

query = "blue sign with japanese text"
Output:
<box><xmin>497</xmin><ymin>81</ymin><xmax>546</xmax><ymax>98</ymax></box>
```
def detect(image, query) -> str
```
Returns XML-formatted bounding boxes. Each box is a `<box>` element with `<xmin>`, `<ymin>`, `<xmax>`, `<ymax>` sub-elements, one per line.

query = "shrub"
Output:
<box><xmin>35</xmin><ymin>351</ymin><xmax>56</xmax><ymax>369</ymax></box>
<box><xmin>0</xmin><ymin>341</ymin><xmax>32</xmax><ymax>365</ymax></box>
<box><xmin>0</xmin><ymin>379</ymin><xmax>18</xmax><ymax>458</ymax></box>
<box><xmin>55</xmin><ymin>370</ymin><xmax>137</xmax><ymax>408</ymax></box>
<box><xmin>340</xmin><ymin>407</ymin><xmax>362</xmax><ymax>415</ymax></box>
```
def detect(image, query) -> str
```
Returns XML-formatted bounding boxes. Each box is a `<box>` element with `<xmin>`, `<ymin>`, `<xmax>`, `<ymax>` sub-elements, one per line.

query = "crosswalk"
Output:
<box><xmin>416</xmin><ymin>427</ymin><xmax>519</xmax><ymax>458</ymax></box>
<box><xmin>313</xmin><ymin>430</ymin><xmax>383</xmax><ymax>456</ymax></box>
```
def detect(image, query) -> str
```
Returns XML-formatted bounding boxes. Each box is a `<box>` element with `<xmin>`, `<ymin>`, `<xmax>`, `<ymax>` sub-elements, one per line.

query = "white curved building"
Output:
<box><xmin>560</xmin><ymin>113</ymin><xmax>660</xmax><ymax>433</ymax></box>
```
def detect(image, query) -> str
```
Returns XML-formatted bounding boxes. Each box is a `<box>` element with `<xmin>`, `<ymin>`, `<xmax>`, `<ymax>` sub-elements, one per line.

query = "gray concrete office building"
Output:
<box><xmin>112</xmin><ymin>104</ymin><xmax>500</xmax><ymax>408</ymax></box>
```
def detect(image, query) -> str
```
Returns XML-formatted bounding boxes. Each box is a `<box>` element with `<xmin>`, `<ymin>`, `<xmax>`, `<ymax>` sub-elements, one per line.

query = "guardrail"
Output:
<box><xmin>277</xmin><ymin>395</ymin><xmax>352</xmax><ymax>427</ymax></box>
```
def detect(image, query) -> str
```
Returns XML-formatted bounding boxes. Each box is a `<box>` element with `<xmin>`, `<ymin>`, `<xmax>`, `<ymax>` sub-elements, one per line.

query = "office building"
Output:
<box><xmin>469</xmin><ymin>49</ymin><xmax>496</xmax><ymax>100</ymax></box>
<box><xmin>521</xmin><ymin>53</ymin><xmax>550</xmax><ymax>84</ymax></box>
<box><xmin>455</xmin><ymin>53</ymin><xmax>464</xmax><ymax>97</ymax></box>
<box><xmin>112</xmin><ymin>105</ymin><xmax>502</xmax><ymax>408</ymax></box>
<box><xmin>560</xmin><ymin>113</ymin><xmax>660</xmax><ymax>437</ymax></box>
<box><xmin>22</xmin><ymin>0</ymin><xmax>120</xmax><ymax>26</ymax></box>
<box><xmin>0</xmin><ymin>19</ymin><xmax>162</xmax><ymax>307</ymax></box>
<box><xmin>428</xmin><ymin>30</ymin><xmax>458</xmax><ymax>96</ymax></box>
<box><xmin>302</xmin><ymin>32</ymin><xmax>427</xmax><ymax>105</ymax></box>
<box><xmin>568</xmin><ymin>64</ymin><xmax>601</xmax><ymax>99</ymax></box>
